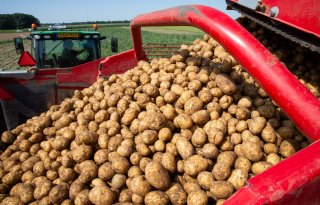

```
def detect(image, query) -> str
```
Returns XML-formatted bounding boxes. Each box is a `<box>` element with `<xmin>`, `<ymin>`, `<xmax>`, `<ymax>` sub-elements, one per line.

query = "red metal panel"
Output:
<box><xmin>100</xmin><ymin>49</ymin><xmax>137</xmax><ymax>77</ymax></box>
<box><xmin>224</xmin><ymin>140</ymin><xmax>320</xmax><ymax>204</ymax></box>
<box><xmin>56</xmin><ymin>59</ymin><xmax>101</xmax><ymax>87</ymax></box>
<box><xmin>0</xmin><ymin>84</ymin><xmax>14</xmax><ymax>101</ymax></box>
<box><xmin>261</xmin><ymin>0</ymin><xmax>320</xmax><ymax>37</ymax></box>
<box><xmin>228</xmin><ymin>0</ymin><xmax>320</xmax><ymax>37</ymax></box>
<box><xmin>130</xmin><ymin>5</ymin><xmax>320</xmax><ymax>142</ymax></box>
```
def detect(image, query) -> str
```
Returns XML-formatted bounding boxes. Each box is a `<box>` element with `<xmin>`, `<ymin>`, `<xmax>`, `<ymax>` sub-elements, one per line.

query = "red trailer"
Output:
<box><xmin>0</xmin><ymin>1</ymin><xmax>320</xmax><ymax>204</ymax></box>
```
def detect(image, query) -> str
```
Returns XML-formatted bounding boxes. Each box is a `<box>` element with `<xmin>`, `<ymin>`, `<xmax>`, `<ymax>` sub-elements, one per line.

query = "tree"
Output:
<box><xmin>0</xmin><ymin>14</ymin><xmax>15</xmax><ymax>29</ymax></box>
<box><xmin>0</xmin><ymin>13</ymin><xmax>40</xmax><ymax>29</ymax></box>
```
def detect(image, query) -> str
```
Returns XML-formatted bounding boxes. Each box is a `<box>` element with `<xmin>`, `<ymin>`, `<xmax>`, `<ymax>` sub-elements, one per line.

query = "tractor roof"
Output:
<box><xmin>29</xmin><ymin>30</ymin><xmax>102</xmax><ymax>40</ymax></box>
<box><xmin>31</xmin><ymin>30</ymin><xmax>100</xmax><ymax>35</ymax></box>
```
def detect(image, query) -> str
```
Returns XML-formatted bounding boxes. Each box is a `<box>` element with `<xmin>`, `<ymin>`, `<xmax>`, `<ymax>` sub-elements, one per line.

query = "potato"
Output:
<box><xmin>119</xmin><ymin>189</ymin><xmax>133</xmax><ymax>203</ymax></box>
<box><xmin>161</xmin><ymin>152</ymin><xmax>177</xmax><ymax>173</ymax></box>
<box><xmin>191</xmin><ymin>110</ymin><xmax>210</xmax><ymax>125</ymax></box>
<box><xmin>88</xmin><ymin>186</ymin><xmax>116</xmax><ymax>205</ymax></box>
<box><xmin>110</xmin><ymin>174</ymin><xmax>126</xmax><ymax>189</ymax></box>
<box><xmin>145</xmin><ymin>161</ymin><xmax>171</xmax><ymax>190</ymax></box>
<box><xmin>247</xmin><ymin>117</ymin><xmax>266</xmax><ymax>135</ymax></box>
<box><xmin>197</xmin><ymin>171</ymin><xmax>215</xmax><ymax>190</ymax></box>
<box><xmin>78</xmin><ymin>160</ymin><xmax>98</xmax><ymax>183</ymax></box>
<box><xmin>279</xmin><ymin>139</ymin><xmax>299</xmax><ymax>157</ymax></box>
<box><xmin>277</xmin><ymin>126</ymin><xmax>295</xmax><ymax>139</ymax></box>
<box><xmin>215</xmin><ymin>74</ymin><xmax>237</xmax><ymax>95</ymax></box>
<box><xmin>132</xmin><ymin>193</ymin><xmax>144</xmax><ymax>204</ymax></box>
<box><xmin>166</xmin><ymin>183</ymin><xmax>187</xmax><ymax>205</ymax></box>
<box><xmin>251</xmin><ymin>161</ymin><xmax>273</xmax><ymax>175</ymax></box>
<box><xmin>1</xmin><ymin>131</ymin><xmax>15</xmax><ymax>144</ymax></box>
<box><xmin>227</xmin><ymin>169</ymin><xmax>248</xmax><ymax>190</ymax></box>
<box><xmin>1</xmin><ymin>197</ymin><xmax>23</xmax><ymax>205</ymax></box>
<box><xmin>58</xmin><ymin>167</ymin><xmax>76</xmax><ymax>182</ymax></box>
<box><xmin>74</xmin><ymin>189</ymin><xmax>91</xmax><ymax>205</ymax></box>
<box><xmin>198</xmin><ymin>143</ymin><xmax>219</xmax><ymax>160</ymax></box>
<box><xmin>263</xmin><ymin>143</ymin><xmax>279</xmax><ymax>154</ymax></box>
<box><xmin>261</xmin><ymin>125</ymin><xmax>277</xmax><ymax>143</ymax></box>
<box><xmin>144</xmin><ymin>112</ymin><xmax>167</xmax><ymax>131</ymax></box>
<box><xmin>51</xmin><ymin>136</ymin><xmax>70</xmax><ymax>151</ymax></box>
<box><xmin>144</xmin><ymin>191</ymin><xmax>169</xmax><ymax>205</ymax></box>
<box><xmin>176</xmin><ymin>137</ymin><xmax>195</xmax><ymax>160</ymax></box>
<box><xmin>184</xmin><ymin>97</ymin><xmax>203</xmax><ymax>115</ymax></box>
<box><xmin>212</xmin><ymin>162</ymin><xmax>231</xmax><ymax>181</ymax></box>
<box><xmin>187</xmin><ymin>190</ymin><xmax>208</xmax><ymax>205</ymax></box>
<box><xmin>34</xmin><ymin>178</ymin><xmax>52</xmax><ymax>200</ymax></box>
<box><xmin>234</xmin><ymin>156</ymin><xmax>252</xmax><ymax>173</ymax></box>
<box><xmin>130</xmin><ymin>175</ymin><xmax>152</xmax><ymax>197</ymax></box>
<box><xmin>121</xmin><ymin>108</ymin><xmax>139</xmax><ymax>126</ymax></box>
<box><xmin>93</xmin><ymin>149</ymin><xmax>109</xmax><ymax>165</ymax></box>
<box><xmin>209</xmin><ymin>181</ymin><xmax>234</xmax><ymax>199</ymax></box>
<box><xmin>241</xmin><ymin>141</ymin><xmax>263</xmax><ymax>162</ymax></box>
<box><xmin>174</xmin><ymin>114</ymin><xmax>193</xmax><ymax>129</ymax></box>
<box><xmin>69</xmin><ymin>181</ymin><xmax>87</xmax><ymax>200</ymax></box>
<box><xmin>184</xmin><ymin>155</ymin><xmax>208</xmax><ymax>176</ymax></box>
<box><xmin>49</xmin><ymin>185</ymin><xmax>69</xmax><ymax>204</ymax></box>
<box><xmin>72</xmin><ymin>145</ymin><xmax>92</xmax><ymax>163</ymax></box>
<box><xmin>266</xmin><ymin>153</ymin><xmax>281</xmax><ymax>165</ymax></box>
<box><xmin>217</xmin><ymin>151</ymin><xmax>237</xmax><ymax>167</ymax></box>
<box><xmin>10</xmin><ymin>183</ymin><xmax>34</xmax><ymax>203</ymax></box>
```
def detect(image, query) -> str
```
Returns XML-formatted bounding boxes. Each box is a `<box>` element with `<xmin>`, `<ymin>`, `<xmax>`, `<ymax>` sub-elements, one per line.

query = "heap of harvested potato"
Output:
<box><xmin>0</xmin><ymin>19</ymin><xmax>313</xmax><ymax>205</ymax></box>
<box><xmin>237</xmin><ymin>17</ymin><xmax>320</xmax><ymax>98</ymax></box>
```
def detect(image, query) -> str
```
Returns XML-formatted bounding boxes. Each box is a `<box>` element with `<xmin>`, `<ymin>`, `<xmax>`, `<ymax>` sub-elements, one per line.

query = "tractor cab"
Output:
<box><xmin>16</xmin><ymin>30</ymin><xmax>106</xmax><ymax>68</ymax></box>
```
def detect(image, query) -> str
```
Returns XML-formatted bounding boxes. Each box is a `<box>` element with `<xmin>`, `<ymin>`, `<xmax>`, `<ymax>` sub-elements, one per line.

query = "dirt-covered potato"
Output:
<box><xmin>88</xmin><ymin>186</ymin><xmax>116</xmax><ymax>205</ymax></box>
<box><xmin>241</xmin><ymin>141</ymin><xmax>263</xmax><ymax>162</ymax></box>
<box><xmin>130</xmin><ymin>175</ymin><xmax>152</xmax><ymax>197</ymax></box>
<box><xmin>227</xmin><ymin>169</ymin><xmax>248</xmax><ymax>190</ymax></box>
<box><xmin>279</xmin><ymin>139</ymin><xmax>299</xmax><ymax>157</ymax></box>
<box><xmin>210</xmin><ymin>181</ymin><xmax>234</xmax><ymax>199</ymax></box>
<box><xmin>197</xmin><ymin>171</ymin><xmax>215</xmax><ymax>190</ymax></box>
<box><xmin>215</xmin><ymin>74</ymin><xmax>237</xmax><ymax>95</ymax></box>
<box><xmin>176</xmin><ymin>137</ymin><xmax>195</xmax><ymax>160</ymax></box>
<box><xmin>184</xmin><ymin>155</ymin><xmax>208</xmax><ymax>176</ymax></box>
<box><xmin>174</xmin><ymin>114</ymin><xmax>193</xmax><ymax>129</ymax></box>
<box><xmin>251</xmin><ymin>161</ymin><xmax>273</xmax><ymax>175</ymax></box>
<box><xmin>166</xmin><ymin>183</ymin><xmax>187</xmax><ymax>205</ymax></box>
<box><xmin>187</xmin><ymin>190</ymin><xmax>208</xmax><ymax>205</ymax></box>
<box><xmin>145</xmin><ymin>161</ymin><xmax>171</xmax><ymax>190</ymax></box>
<box><xmin>49</xmin><ymin>185</ymin><xmax>69</xmax><ymax>204</ymax></box>
<box><xmin>145</xmin><ymin>191</ymin><xmax>170</xmax><ymax>205</ymax></box>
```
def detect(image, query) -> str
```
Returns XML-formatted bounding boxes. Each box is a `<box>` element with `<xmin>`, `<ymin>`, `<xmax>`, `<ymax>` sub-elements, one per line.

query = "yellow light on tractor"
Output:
<box><xmin>93</xmin><ymin>24</ymin><xmax>98</xmax><ymax>31</ymax></box>
<box><xmin>31</xmin><ymin>23</ymin><xmax>37</xmax><ymax>29</ymax></box>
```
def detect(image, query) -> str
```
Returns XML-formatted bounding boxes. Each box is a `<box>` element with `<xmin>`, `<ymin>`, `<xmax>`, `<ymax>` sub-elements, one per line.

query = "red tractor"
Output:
<box><xmin>0</xmin><ymin>0</ymin><xmax>319</xmax><ymax>203</ymax></box>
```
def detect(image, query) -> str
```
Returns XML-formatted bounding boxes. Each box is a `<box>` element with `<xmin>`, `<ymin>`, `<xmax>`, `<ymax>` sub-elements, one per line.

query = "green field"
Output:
<box><xmin>98</xmin><ymin>26</ymin><xmax>203</xmax><ymax>57</ymax></box>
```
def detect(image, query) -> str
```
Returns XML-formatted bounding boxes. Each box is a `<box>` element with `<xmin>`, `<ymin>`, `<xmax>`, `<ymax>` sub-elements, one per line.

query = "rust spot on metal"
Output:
<box><xmin>176</xmin><ymin>5</ymin><xmax>202</xmax><ymax>18</ymax></box>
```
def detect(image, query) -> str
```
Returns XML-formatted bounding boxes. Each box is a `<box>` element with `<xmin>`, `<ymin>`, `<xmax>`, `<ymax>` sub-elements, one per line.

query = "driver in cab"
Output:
<box><xmin>61</xmin><ymin>39</ymin><xmax>85</xmax><ymax>67</ymax></box>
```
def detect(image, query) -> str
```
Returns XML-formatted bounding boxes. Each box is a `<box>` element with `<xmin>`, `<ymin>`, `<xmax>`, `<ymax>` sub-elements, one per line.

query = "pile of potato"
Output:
<box><xmin>237</xmin><ymin>17</ymin><xmax>320</xmax><ymax>98</ymax></box>
<box><xmin>0</xmin><ymin>19</ymin><xmax>313</xmax><ymax>205</ymax></box>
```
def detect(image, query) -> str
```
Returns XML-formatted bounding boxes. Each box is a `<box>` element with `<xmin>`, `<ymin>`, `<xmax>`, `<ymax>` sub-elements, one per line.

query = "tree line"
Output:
<box><xmin>0</xmin><ymin>13</ymin><xmax>40</xmax><ymax>30</ymax></box>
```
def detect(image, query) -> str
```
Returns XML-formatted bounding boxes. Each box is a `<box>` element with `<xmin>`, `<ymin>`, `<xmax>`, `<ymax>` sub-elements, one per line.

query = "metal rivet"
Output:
<box><xmin>270</xmin><ymin>6</ymin><xmax>279</xmax><ymax>17</ymax></box>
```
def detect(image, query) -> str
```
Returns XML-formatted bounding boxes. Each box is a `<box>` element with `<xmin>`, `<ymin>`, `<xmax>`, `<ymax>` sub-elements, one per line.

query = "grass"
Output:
<box><xmin>145</xmin><ymin>26</ymin><xmax>203</xmax><ymax>33</ymax></box>
<box><xmin>98</xmin><ymin>26</ymin><xmax>203</xmax><ymax>57</ymax></box>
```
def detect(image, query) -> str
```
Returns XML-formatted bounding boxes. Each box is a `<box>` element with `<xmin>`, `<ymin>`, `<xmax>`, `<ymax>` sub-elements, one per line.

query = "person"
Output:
<box><xmin>60</xmin><ymin>40</ymin><xmax>85</xmax><ymax>67</ymax></box>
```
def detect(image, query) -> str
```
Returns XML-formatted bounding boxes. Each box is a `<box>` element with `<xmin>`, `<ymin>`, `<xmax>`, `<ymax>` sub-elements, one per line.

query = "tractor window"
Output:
<box><xmin>38</xmin><ymin>39</ymin><xmax>99</xmax><ymax>68</ymax></box>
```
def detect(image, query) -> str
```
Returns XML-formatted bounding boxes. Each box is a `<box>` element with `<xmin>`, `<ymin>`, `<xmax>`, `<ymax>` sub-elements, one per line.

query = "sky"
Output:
<box><xmin>0</xmin><ymin>0</ymin><xmax>240</xmax><ymax>23</ymax></box>
<box><xmin>0</xmin><ymin>0</ymin><xmax>239</xmax><ymax>23</ymax></box>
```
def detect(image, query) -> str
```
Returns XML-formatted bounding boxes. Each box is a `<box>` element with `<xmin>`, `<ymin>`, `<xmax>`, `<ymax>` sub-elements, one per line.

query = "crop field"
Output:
<box><xmin>0</xmin><ymin>25</ymin><xmax>203</xmax><ymax>71</ymax></box>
